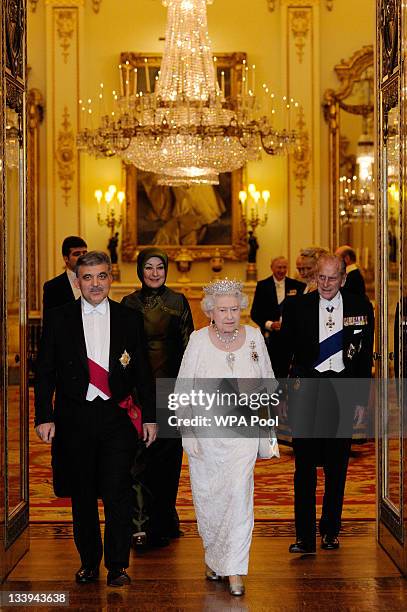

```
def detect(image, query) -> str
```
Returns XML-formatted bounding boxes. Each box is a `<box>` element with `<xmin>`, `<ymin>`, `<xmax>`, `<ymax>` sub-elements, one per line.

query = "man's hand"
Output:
<box><xmin>35</xmin><ymin>422</ymin><xmax>55</xmax><ymax>443</ymax></box>
<box><xmin>354</xmin><ymin>405</ymin><xmax>366</xmax><ymax>427</ymax></box>
<box><xmin>143</xmin><ymin>423</ymin><xmax>158</xmax><ymax>447</ymax></box>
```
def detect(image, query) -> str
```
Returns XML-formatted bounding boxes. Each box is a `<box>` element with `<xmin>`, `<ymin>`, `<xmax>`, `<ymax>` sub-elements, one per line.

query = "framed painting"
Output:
<box><xmin>120</xmin><ymin>52</ymin><xmax>247</xmax><ymax>262</ymax></box>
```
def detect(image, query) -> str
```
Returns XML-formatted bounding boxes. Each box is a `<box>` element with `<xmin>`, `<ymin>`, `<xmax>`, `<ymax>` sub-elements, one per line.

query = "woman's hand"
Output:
<box><xmin>182</xmin><ymin>435</ymin><xmax>199</xmax><ymax>457</ymax></box>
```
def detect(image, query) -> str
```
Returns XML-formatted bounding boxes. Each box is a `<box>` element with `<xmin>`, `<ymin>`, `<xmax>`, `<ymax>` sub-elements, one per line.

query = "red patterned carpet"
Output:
<box><xmin>29</xmin><ymin>394</ymin><xmax>375</xmax><ymax>521</ymax></box>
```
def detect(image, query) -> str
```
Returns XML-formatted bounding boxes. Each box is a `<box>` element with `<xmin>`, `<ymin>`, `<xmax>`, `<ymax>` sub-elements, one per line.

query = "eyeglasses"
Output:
<box><xmin>317</xmin><ymin>275</ymin><xmax>340</xmax><ymax>283</ymax></box>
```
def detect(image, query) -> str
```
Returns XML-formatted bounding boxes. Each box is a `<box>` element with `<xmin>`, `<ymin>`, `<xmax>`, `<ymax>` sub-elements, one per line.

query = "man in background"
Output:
<box><xmin>43</xmin><ymin>235</ymin><xmax>87</xmax><ymax>311</ymax></box>
<box><xmin>335</xmin><ymin>245</ymin><xmax>366</xmax><ymax>296</ymax></box>
<box><xmin>251</xmin><ymin>255</ymin><xmax>304</xmax><ymax>377</ymax></box>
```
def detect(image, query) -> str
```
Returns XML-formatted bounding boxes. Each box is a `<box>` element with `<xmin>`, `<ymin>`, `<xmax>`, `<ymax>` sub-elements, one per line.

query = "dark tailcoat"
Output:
<box><xmin>34</xmin><ymin>298</ymin><xmax>155</xmax><ymax>496</ymax></box>
<box><xmin>34</xmin><ymin>297</ymin><xmax>156</xmax><ymax>570</ymax></box>
<box><xmin>279</xmin><ymin>288</ymin><xmax>374</xmax><ymax>545</ymax></box>
<box><xmin>280</xmin><ymin>288</ymin><xmax>374</xmax><ymax>380</ymax></box>
<box><xmin>343</xmin><ymin>267</ymin><xmax>366</xmax><ymax>296</ymax></box>
<box><xmin>251</xmin><ymin>275</ymin><xmax>305</xmax><ymax>376</ymax></box>
<box><xmin>43</xmin><ymin>271</ymin><xmax>76</xmax><ymax>311</ymax></box>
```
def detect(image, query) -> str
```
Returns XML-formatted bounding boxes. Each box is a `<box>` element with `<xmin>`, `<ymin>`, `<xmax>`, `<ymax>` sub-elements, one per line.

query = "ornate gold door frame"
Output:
<box><xmin>0</xmin><ymin>0</ymin><xmax>29</xmax><ymax>581</ymax></box>
<box><xmin>376</xmin><ymin>0</ymin><xmax>407</xmax><ymax>575</ymax></box>
<box><xmin>323</xmin><ymin>45</ymin><xmax>374</xmax><ymax>255</ymax></box>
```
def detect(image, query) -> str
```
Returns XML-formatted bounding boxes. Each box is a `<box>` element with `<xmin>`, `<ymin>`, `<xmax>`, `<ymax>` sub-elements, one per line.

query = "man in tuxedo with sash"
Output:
<box><xmin>35</xmin><ymin>251</ymin><xmax>156</xmax><ymax>586</ymax></box>
<box><xmin>280</xmin><ymin>253</ymin><xmax>373</xmax><ymax>554</ymax></box>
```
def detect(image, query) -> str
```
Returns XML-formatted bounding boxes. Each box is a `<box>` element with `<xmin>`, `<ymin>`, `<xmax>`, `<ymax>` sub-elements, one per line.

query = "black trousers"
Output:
<box><xmin>132</xmin><ymin>437</ymin><xmax>183</xmax><ymax>537</ymax></box>
<box><xmin>292</xmin><ymin>437</ymin><xmax>352</xmax><ymax>544</ymax></box>
<box><xmin>289</xmin><ymin>371</ymin><xmax>355</xmax><ymax>545</ymax></box>
<box><xmin>68</xmin><ymin>398</ymin><xmax>137</xmax><ymax>570</ymax></box>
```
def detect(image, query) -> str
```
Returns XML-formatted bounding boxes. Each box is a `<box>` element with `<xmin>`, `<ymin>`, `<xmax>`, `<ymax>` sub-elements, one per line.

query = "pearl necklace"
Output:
<box><xmin>214</xmin><ymin>324</ymin><xmax>239</xmax><ymax>348</ymax></box>
<box><xmin>213</xmin><ymin>324</ymin><xmax>239</xmax><ymax>371</ymax></box>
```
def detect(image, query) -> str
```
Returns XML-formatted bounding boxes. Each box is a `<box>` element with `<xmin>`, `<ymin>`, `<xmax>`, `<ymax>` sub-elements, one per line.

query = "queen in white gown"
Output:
<box><xmin>176</xmin><ymin>279</ymin><xmax>278</xmax><ymax>596</ymax></box>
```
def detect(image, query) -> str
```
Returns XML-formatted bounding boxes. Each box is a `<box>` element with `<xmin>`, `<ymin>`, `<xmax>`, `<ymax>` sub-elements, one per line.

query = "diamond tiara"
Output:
<box><xmin>203</xmin><ymin>278</ymin><xmax>244</xmax><ymax>296</ymax></box>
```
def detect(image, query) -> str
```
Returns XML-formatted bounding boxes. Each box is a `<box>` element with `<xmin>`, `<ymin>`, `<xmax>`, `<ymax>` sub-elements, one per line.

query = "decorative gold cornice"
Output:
<box><xmin>56</xmin><ymin>9</ymin><xmax>76</xmax><ymax>64</ymax></box>
<box><xmin>292</xmin><ymin>106</ymin><xmax>310</xmax><ymax>206</ymax></box>
<box><xmin>55</xmin><ymin>107</ymin><xmax>75</xmax><ymax>206</ymax></box>
<box><xmin>290</xmin><ymin>9</ymin><xmax>310</xmax><ymax>64</ymax></box>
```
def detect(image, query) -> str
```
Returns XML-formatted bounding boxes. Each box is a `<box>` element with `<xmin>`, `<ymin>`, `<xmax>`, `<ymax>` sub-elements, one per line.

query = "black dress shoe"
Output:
<box><xmin>75</xmin><ymin>566</ymin><xmax>99</xmax><ymax>584</ymax></box>
<box><xmin>107</xmin><ymin>569</ymin><xmax>131</xmax><ymax>587</ymax></box>
<box><xmin>321</xmin><ymin>535</ymin><xmax>340</xmax><ymax>550</ymax></box>
<box><xmin>288</xmin><ymin>540</ymin><xmax>316</xmax><ymax>554</ymax></box>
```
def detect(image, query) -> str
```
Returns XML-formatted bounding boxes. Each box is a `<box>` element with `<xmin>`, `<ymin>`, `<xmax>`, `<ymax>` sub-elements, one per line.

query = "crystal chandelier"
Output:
<box><xmin>77</xmin><ymin>0</ymin><xmax>299</xmax><ymax>185</ymax></box>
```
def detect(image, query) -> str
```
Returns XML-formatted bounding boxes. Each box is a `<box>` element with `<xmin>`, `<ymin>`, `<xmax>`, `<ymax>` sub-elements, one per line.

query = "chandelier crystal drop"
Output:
<box><xmin>77</xmin><ymin>0</ymin><xmax>299</xmax><ymax>185</ymax></box>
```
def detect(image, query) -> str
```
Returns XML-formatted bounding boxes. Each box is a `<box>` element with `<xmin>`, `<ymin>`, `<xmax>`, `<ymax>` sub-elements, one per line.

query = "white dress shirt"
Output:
<box><xmin>67</xmin><ymin>269</ymin><xmax>82</xmax><ymax>300</ymax></box>
<box><xmin>82</xmin><ymin>297</ymin><xmax>111</xmax><ymax>400</ymax></box>
<box><xmin>315</xmin><ymin>292</ymin><xmax>345</xmax><ymax>373</ymax></box>
<box><xmin>273</xmin><ymin>277</ymin><xmax>285</xmax><ymax>305</ymax></box>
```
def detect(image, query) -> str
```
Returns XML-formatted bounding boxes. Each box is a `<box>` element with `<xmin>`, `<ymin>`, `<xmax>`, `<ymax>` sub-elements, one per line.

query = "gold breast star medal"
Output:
<box><xmin>250</xmin><ymin>340</ymin><xmax>259</xmax><ymax>362</ymax></box>
<box><xmin>119</xmin><ymin>350</ymin><xmax>131</xmax><ymax>368</ymax></box>
<box><xmin>326</xmin><ymin>306</ymin><xmax>335</xmax><ymax>331</ymax></box>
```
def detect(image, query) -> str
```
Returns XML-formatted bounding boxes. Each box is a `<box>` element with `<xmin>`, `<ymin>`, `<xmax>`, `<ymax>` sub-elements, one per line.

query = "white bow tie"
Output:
<box><xmin>83</xmin><ymin>299</ymin><xmax>107</xmax><ymax>315</ymax></box>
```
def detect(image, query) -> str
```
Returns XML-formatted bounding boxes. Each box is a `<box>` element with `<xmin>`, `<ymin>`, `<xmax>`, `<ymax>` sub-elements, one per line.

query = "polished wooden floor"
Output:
<box><xmin>2</xmin><ymin>522</ymin><xmax>407</xmax><ymax>611</ymax></box>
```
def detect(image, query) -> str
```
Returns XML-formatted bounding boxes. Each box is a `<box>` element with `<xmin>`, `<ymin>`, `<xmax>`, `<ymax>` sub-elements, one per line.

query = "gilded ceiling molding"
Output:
<box><xmin>56</xmin><ymin>107</ymin><xmax>75</xmax><ymax>206</ymax></box>
<box><xmin>292</xmin><ymin>106</ymin><xmax>310</xmax><ymax>207</ymax></box>
<box><xmin>56</xmin><ymin>9</ymin><xmax>76</xmax><ymax>63</ymax></box>
<box><xmin>290</xmin><ymin>9</ymin><xmax>310</xmax><ymax>64</ymax></box>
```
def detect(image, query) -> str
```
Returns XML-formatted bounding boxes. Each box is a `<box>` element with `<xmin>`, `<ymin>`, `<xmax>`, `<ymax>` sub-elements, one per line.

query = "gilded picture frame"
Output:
<box><xmin>120</xmin><ymin>51</ymin><xmax>247</xmax><ymax>262</ymax></box>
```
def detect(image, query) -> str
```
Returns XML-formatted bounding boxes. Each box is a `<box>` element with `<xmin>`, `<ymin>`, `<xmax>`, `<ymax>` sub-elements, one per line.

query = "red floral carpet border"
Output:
<box><xmin>29</xmin><ymin>392</ymin><xmax>375</xmax><ymax>522</ymax></box>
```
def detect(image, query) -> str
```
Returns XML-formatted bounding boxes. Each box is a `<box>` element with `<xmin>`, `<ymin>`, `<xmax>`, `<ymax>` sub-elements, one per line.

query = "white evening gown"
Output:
<box><xmin>176</xmin><ymin>325</ymin><xmax>275</xmax><ymax>576</ymax></box>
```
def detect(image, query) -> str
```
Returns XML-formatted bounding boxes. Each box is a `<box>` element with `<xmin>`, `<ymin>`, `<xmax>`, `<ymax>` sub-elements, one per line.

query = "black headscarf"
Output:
<box><xmin>137</xmin><ymin>247</ymin><xmax>169</xmax><ymax>294</ymax></box>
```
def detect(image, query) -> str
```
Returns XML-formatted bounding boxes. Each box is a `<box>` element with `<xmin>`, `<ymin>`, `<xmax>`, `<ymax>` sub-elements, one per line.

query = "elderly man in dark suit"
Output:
<box><xmin>35</xmin><ymin>251</ymin><xmax>156</xmax><ymax>586</ymax></box>
<box><xmin>251</xmin><ymin>256</ymin><xmax>305</xmax><ymax>376</ymax></box>
<box><xmin>335</xmin><ymin>245</ymin><xmax>366</xmax><ymax>296</ymax></box>
<box><xmin>42</xmin><ymin>236</ymin><xmax>88</xmax><ymax>311</ymax></box>
<box><xmin>280</xmin><ymin>253</ymin><xmax>374</xmax><ymax>554</ymax></box>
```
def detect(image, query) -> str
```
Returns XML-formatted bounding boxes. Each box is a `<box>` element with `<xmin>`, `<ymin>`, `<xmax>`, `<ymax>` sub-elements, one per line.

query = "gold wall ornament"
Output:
<box><xmin>55</xmin><ymin>107</ymin><xmax>75</xmax><ymax>206</ymax></box>
<box><xmin>56</xmin><ymin>9</ymin><xmax>76</xmax><ymax>63</ymax></box>
<box><xmin>92</xmin><ymin>0</ymin><xmax>102</xmax><ymax>12</ymax></box>
<box><xmin>29</xmin><ymin>0</ymin><xmax>40</xmax><ymax>11</ymax></box>
<box><xmin>292</xmin><ymin>106</ymin><xmax>310</xmax><ymax>207</ymax></box>
<box><xmin>290</xmin><ymin>9</ymin><xmax>310</xmax><ymax>64</ymax></box>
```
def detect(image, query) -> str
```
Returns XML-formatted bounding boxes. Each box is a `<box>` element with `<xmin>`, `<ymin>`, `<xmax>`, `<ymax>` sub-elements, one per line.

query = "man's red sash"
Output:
<box><xmin>87</xmin><ymin>358</ymin><xmax>142</xmax><ymax>435</ymax></box>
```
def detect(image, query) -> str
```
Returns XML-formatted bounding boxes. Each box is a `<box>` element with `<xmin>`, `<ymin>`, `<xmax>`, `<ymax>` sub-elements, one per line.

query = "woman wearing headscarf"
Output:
<box><xmin>122</xmin><ymin>247</ymin><xmax>194</xmax><ymax>548</ymax></box>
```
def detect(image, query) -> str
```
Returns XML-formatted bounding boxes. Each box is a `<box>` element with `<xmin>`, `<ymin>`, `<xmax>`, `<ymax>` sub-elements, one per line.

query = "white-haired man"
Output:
<box><xmin>251</xmin><ymin>256</ymin><xmax>305</xmax><ymax>377</ymax></box>
<box><xmin>280</xmin><ymin>253</ymin><xmax>373</xmax><ymax>554</ymax></box>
